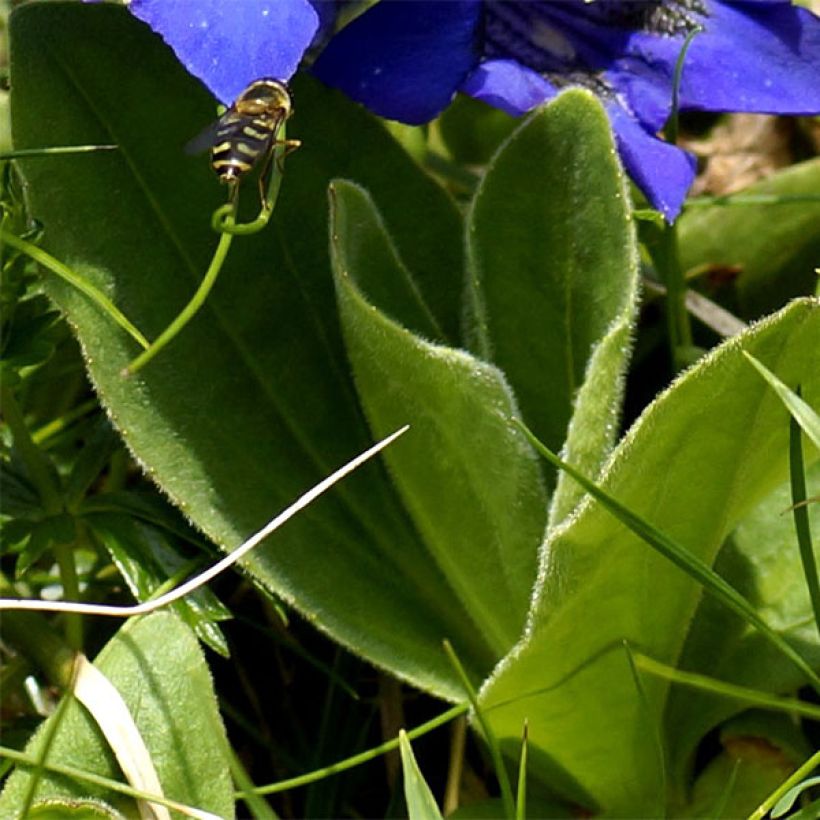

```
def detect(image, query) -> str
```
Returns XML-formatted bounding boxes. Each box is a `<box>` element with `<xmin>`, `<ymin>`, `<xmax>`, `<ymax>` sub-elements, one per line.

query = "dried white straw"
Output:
<box><xmin>0</xmin><ymin>426</ymin><xmax>409</xmax><ymax>617</ymax></box>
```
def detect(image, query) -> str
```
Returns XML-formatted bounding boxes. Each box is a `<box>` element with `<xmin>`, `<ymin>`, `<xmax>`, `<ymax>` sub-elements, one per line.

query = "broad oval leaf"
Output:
<box><xmin>9</xmin><ymin>1</ymin><xmax>485</xmax><ymax>698</ymax></box>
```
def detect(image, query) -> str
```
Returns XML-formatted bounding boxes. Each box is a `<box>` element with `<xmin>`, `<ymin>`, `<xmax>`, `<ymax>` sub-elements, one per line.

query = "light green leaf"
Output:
<box><xmin>772</xmin><ymin>776</ymin><xmax>820</xmax><ymax>818</ymax></box>
<box><xmin>465</xmin><ymin>89</ymin><xmax>639</xmax><ymax>522</ymax></box>
<box><xmin>665</xmin><ymin>459</ymin><xmax>820</xmax><ymax>793</ymax></box>
<box><xmin>399</xmin><ymin>731</ymin><xmax>443</xmax><ymax>820</ymax></box>
<box><xmin>330</xmin><ymin>179</ymin><xmax>547</xmax><ymax>659</ymax></box>
<box><xmin>10</xmin><ymin>1</ymin><xmax>485</xmax><ymax>698</ymax></box>
<box><xmin>478</xmin><ymin>300</ymin><xmax>819</xmax><ymax>815</ymax></box>
<box><xmin>0</xmin><ymin>612</ymin><xmax>233</xmax><ymax>817</ymax></box>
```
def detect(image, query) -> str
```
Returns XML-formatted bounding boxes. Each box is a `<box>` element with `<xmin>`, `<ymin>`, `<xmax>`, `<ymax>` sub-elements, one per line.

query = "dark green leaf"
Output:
<box><xmin>87</xmin><ymin>511</ymin><xmax>231</xmax><ymax>656</ymax></box>
<box><xmin>10</xmin><ymin>1</ymin><xmax>484</xmax><ymax>697</ymax></box>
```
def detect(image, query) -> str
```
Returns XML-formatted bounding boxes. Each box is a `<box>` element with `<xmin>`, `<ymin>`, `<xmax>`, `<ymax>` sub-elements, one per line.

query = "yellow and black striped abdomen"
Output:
<box><xmin>211</xmin><ymin>113</ymin><xmax>276</xmax><ymax>183</ymax></box>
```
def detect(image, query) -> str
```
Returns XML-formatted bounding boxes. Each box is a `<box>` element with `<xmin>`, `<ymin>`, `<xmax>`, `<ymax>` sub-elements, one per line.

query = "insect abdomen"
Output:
<box><xmin>211</xmin><ymin>115</ymin><xmax>274</xmax><ymax>182</ymax></box>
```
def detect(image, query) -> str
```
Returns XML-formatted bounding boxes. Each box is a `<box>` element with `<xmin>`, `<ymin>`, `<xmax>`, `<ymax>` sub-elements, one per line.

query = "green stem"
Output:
<box><xmin>123</xmin><ymin>227</ymin><xmax>234</xmax><ymax>376</ymax></box>
<box><xmin>32</xmin><ymin>398</ymin><xmax>99</xmax><ymax>446</ymax></box>
<box><xmin>654</xmin><ymin>223</ymin><xmax>693</xmax><ymax>371</ymax></box>
<box><xmin>748</xmin><ymin>748</ymin><xmax>820</xmax><ymax>820</ymax></box>
<box><xmin>790</xmin><ymin>399</ymin><xmax>820</xmax><ymax>639</ymax></box>
<box><xmin>20</xmin><ymin>692</ymin><xmax>74</xmax><ymax>817</ymax></box>
<box><xmin>239</xmin><ymin>704</ymin><xmax>467</xmax><ymax>797</ymax></box>
<box><xmin>0</xmin><ymin>591</ymin><xmax>77</xmax><ymax>688</ymax></box>
<box><xmin>0</xmin><ymin>229</ymin><xmax>149</xmax><ymax>350</ymax></box>
<box><xmin>443</xmin><ymin>640</ymin><xmax>516</xmax><ymax>820</ymax></box>
<box><xmin>664</xmin><ymin>26</ymin><xmax>703</xmax><ymax>147</ymax></box>
<box><xmin>52</xmin><ymin>542</ymin><xmax>83</xmax><ymax>650</ymax></box>
<box><xmin>0</xmin><ymin>385</ymin><xmax>63</xmax><ymax>514</ymax></box>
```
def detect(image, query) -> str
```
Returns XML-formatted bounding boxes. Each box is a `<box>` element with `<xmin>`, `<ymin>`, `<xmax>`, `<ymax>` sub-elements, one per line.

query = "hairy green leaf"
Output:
<box><xmin>478</xmin><ymin>300</ymin><xmax>819</xmax><ymax>815</ymax></box>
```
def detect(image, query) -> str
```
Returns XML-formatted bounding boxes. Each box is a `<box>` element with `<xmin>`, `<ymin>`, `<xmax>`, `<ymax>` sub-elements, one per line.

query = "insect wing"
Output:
<box><xmin>184</xmin><ymin>118</ymin><xmax>223</xmax><ymax>157</ymax></box>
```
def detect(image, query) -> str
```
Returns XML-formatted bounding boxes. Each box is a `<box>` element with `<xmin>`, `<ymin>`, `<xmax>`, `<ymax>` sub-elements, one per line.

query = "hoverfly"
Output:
<box><xmin>188</xmin><ymin>78</ymin><xmax>300</xmax><ymax>209</ymax></box>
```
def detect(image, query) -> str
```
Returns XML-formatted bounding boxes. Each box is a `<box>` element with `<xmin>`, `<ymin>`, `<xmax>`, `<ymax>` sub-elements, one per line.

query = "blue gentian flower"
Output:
<box><xmin>312</xmin><ymin>0</ymin><xmax>820</xmax><ymax>219</ymax></box>
<box><xmin>109</xmin><ymin>0</ymin><xmax>323</xmax><ymax>105</ymax></box>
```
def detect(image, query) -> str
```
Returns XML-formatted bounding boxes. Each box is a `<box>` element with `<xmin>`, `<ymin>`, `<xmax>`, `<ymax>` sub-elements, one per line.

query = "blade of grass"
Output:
<box><xmin>623</xmin><ymin>643</ymin><xmax>666</xmax><ymax>816</ymax></box>
<box><xmin>515</xmin><ymin>722</ymin><xmax>528</xmax><ymax>820</ymax></box>
<box><xmin>790</xmin><ymin>398</ymin><xmax>820</xmax><ymax>640</ymax></box>
<box><xmin>443</xmin><ymin>714</ymin><xmax>466</xmax><ymax>816</ymax></box>
<box><xmin>0</xmin><ymin>427</ymin><xmax>409</xmax><ymax>617</ymax></box>
<box><xmin>743</xmin><ymin>353</ymin><xmax>820</xmax><ymax>449</ymax></box>
<box><xmin>743</xmin><ymin>354</ymin><xmax>820</xmax><ymax>638</ymax></box>
<box><xmin>0</xmin><ymin>230</ymin><xmax>149</xmax><ymax>350</ymax></box>
<box><xmin>237</xmin><ymin>704</ymin><xmax>467</xmax><ymax>797</ymax></box>
<box><xmin>0</xmin><ymin>145</ymin><xmax>118</xmax><ymax>159</ymax></box>
<box><xmin>225</xmin><ymin>744</ymin><xmax>277</xmax><ymax>820</ymax></box>
<box><xmin>632</xmin><ymin>652</ymin><xmax>820</xmax><ymax>721</ymax></box>
<box><xmin>19</xmin><ymin>691</ymin><xmax>73</xmax><ymax>818</ymax></box>
<box><xmin>399</xmin><ymin>730</ymin><xmax>443</xmax><ymax>820</ymax></box>
<box><xmin>443</xmin><ymin>639</ymin><xmax>516</xmax><ymax>820</ymax></box>
<box><xmin>712</xmin><ymin>760</ymin><xmax>741</xmax><ymax>820</ymax></box>
<box><xmin>513</xmin><ymin>418</ymin><xmax>820</xmax><ymax>695</ymax></box>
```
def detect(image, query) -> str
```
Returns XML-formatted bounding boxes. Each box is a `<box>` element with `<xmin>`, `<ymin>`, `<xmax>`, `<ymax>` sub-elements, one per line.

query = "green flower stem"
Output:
<box><xmin>239</xmin><ymin>704</ymin><xmax>467</xmax><ymax>797</ymax></box>
<box><xmin>748</xmin><ymin>748</ymin><xmax>820</xmax><ymax>820</ymax></box>
<box><xmin>123</xmin><ymin>227</ymin><xmax>234</xmax><ymax>377</ymax></box>
<box><xmin>653</xmin><ymin>23</ymin><xmax>701</xmax><ymax>370</ymax></box>
<box><xmin>0</xmin><ymin>229</ymin><xmax>149</xmax><ymax>350</ymax></box>
<box><xmin>790</xmin><ymin>400</ymin><xmax>820</xmax><ymax>639</ymax></box>
<box><xmin>0</xmin><ymin>385</ymin><xmax>62</xmax><ymax>515</ymax></box>
<box><xmin>654</xmin><ymin>223</ymin><xmax>693</xmax><ymax>371</ymax></box>
<box><xmin>52</xmin><ymin>542</ymin><xmax>83</xmax><ymax>650</ymax></box>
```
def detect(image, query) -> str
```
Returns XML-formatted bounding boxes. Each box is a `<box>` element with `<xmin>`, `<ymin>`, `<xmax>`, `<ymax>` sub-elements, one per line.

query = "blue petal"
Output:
<box><xmin>128</xmin><ymin>0</ymin><xmax>319</xmax><ymax>104</ymax></box>
<box><xmin>461</xmin><ymin>59</ymin><xmax>557</xmax><ymax>116</ymax></box>
<box><xmin>625</xmin><ymin>1</ymin><xmax>820</xmax><ymax>116</ymax></box>
<box><xmin>605</xmin><ymin>102</ymin><xmax>696</xmax><ymax>222</ymax></box>
<box><xmin>312</xmin><ymin>0</ymin><xmax>482</xmax><ymax>124</ymax></box>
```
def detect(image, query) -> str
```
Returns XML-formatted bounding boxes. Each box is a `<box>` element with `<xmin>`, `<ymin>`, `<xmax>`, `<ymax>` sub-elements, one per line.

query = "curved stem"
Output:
<box><xmin>123</xmin><ymin>228</ymin><xmax>234</xmax><ymax>377</ymax></box>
